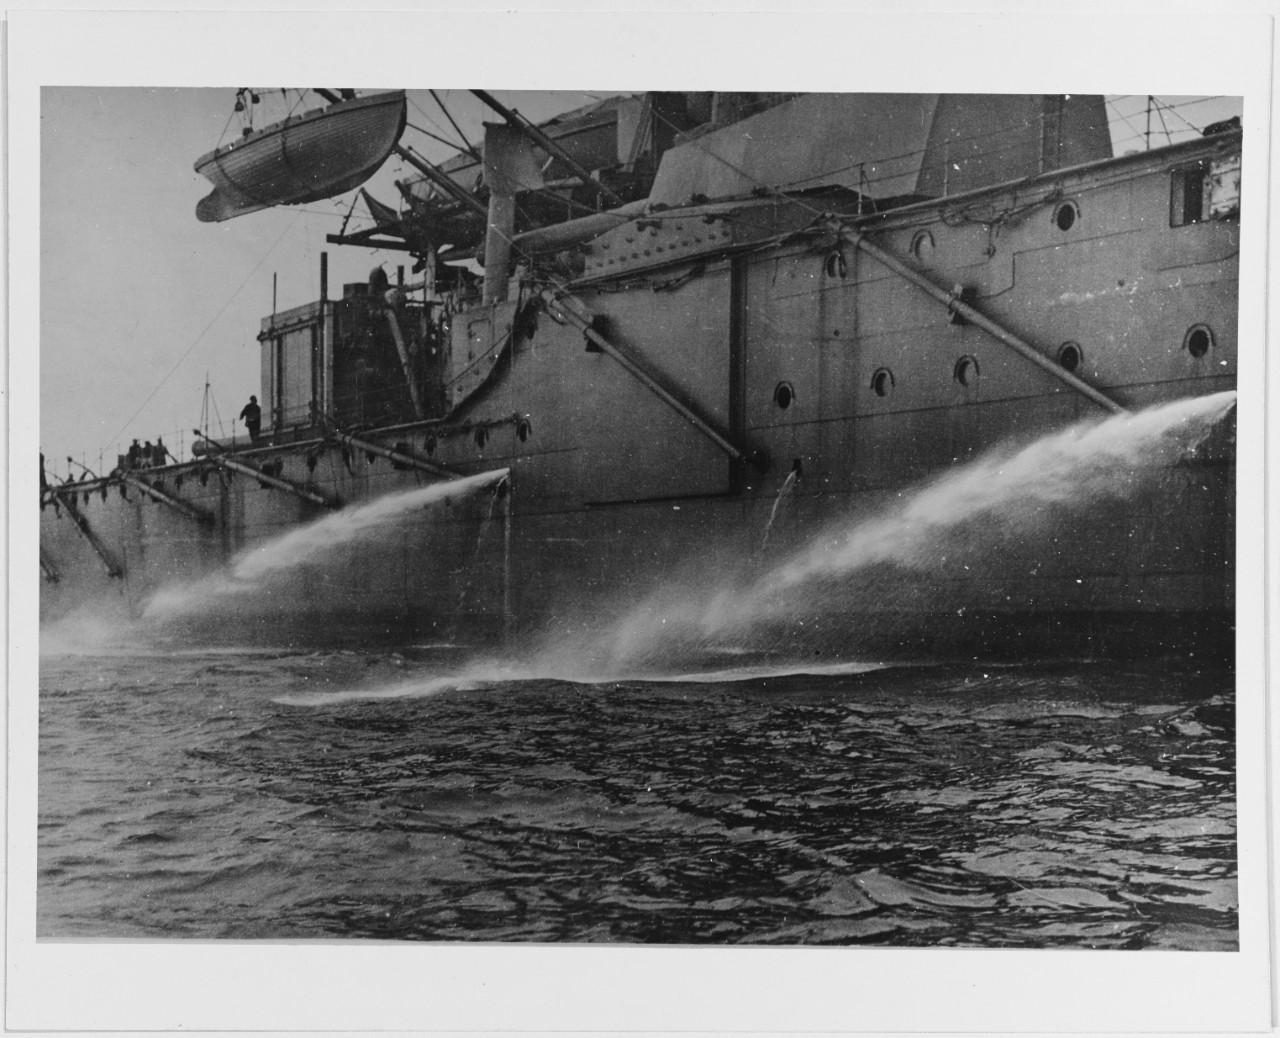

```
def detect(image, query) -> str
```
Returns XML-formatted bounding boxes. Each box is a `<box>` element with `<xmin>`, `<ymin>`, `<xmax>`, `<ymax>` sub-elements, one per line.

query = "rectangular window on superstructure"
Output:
<box><xmin>1170</xmin><ymin>162</ymin><xmax>1207</xmax><ymax>226</ymax></box>
<box><xmin>1171</xmin><ymin>155</ymin><xmax>1241</xmax><ymax>226</ymax></box>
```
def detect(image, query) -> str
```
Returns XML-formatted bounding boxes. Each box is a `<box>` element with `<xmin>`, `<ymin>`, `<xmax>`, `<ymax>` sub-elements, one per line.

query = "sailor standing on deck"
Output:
<box><xmin>239</xmin><ymin>396</ymin><xmax>261</xmax><ymax>442</ymax></box>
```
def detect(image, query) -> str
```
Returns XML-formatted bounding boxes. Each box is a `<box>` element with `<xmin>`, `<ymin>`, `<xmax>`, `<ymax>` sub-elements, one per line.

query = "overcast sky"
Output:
<box><xmin>39</xmin><ymin>89</ymin><xmax>1242</xmax><ymax>478</ymax></box>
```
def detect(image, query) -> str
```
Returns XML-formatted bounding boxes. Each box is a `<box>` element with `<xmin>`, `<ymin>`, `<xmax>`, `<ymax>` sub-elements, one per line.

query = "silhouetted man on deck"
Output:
<box><xmin>240</xmin><ymin>396</ymin><xmax>262</xmax><ymax>442</ymax></box>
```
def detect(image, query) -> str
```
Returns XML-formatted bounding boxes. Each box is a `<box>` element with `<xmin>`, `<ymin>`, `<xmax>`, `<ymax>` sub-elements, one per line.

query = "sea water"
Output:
<box><xmin>37</xmin><ymin>648</ymin><xmax>1236</xmax><ymax>946</ymax></box>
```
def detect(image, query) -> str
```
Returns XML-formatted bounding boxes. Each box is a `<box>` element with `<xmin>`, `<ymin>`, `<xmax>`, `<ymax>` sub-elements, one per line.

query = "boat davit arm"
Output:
<box><xmin>540</xmin><ymin>288</ymin><xmax>763</xmax><ymax>470</ymax></box>
<box><xmin>122</xmin><ymin>473</ymin><xmax>215</xmax><ymax>526</ymax></box>
<box><xmin>846</xmin><ymin>229</ymin><xmax>1127</xmax><ymax>415</ymax></box>
<box><xmin>53</xmin><ymin>492</ymin><xmax>125</xmax><ymax>578</ymax></box>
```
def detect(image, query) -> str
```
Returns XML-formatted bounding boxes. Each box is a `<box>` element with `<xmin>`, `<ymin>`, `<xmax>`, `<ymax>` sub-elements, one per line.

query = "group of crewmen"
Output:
<box><xmin>125</xmin><ymin>436</ymin><xmax>173</xmax><ymax>470</ymax></box>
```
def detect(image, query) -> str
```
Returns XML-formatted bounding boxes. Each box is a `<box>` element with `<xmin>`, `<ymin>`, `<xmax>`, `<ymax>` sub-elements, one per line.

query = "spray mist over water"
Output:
<box><xmin>586</xmin><ymin>392</ymin><xmax>1237</xmax><ymax>667</ymax></box>
<box><xmin>143</xmin><ymin>468</ymin><xmax>508</xmax><ymax>619</ymax></box>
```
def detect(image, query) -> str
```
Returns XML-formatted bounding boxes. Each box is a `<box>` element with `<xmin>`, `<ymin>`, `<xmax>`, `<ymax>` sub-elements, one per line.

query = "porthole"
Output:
<box><xmin>1054</xmin><ymin>200</ymin><xmax>1078</xmax><ymax>232</ymax></box>
<box><xmin>517</xmin><ymin>418</ymin><xmax>533</xmax><ymax>442</ymax></box>
<box><xmin>871</xmin><ymin>368</ymin><xmax>895</xmax><ymax>398</ymax></box>
<box><xmin>910</xmin><ymin>229</ymin><xmax>935</xmax><ymax>265</ymax></box>
<box><xmin>773</xmin><ymin>381</ymin><xmax>795</xmax><ymax>410</ymax></box>
<box><xmin>953</xmin><ymin>355</ymin><xmax>979</xmax><ymax>386</ymax></box>
<box><xmin>1184</xmin><ymin>324</ymin><xmax>1213</xmax><ymax>359</ymax></box>
<box><xmin>1058</xmin><ymin>341</ymin><xmax>1082</xmax><ymax>372</ymax></box>
<box><xmin>474</xmin><ymin>426</ymin><xmax>489</xmax><ymax>449</ymax></box>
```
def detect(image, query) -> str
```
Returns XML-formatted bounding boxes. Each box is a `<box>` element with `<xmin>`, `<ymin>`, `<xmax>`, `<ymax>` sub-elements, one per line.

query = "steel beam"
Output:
<box><xmin>471</xmin><ymin>90</ymin><xmax>626</xmax><ymax>207</ymax></box>
<box><xmin>215</xmin><ymin>457</ymin><xmax>339</xmax><ymax>509</ymax></box>
<box><xmin>847</xmin><ymin>230</ymin><xmax>1127</xmax><ymax>415</ymax></box>
<box><xmin>392</xmin><ymin>145</ymin><xmax>487</xmax><ymax>217</ymax></box>
<box><xmin>329</xmin><ymin>430</ymin><xmax>458</xmax><ymax>479</ymax></box>
<box><xmin>123</xmin><ymin>474</ymin><xmax>215</xmax><ymax>526</ymax></box>
<box><xmin>54</xmin><ymin>492</ymin><xmax>124</xmax><ymax>578</ymax></box>
<box><xmin>39</xmin><ymin>547</ymin><xmax>60</xmax><ymax>584</ymax></box>
<box><xmin>539</xmin><ymin>288</ymin><xmax>754</xmax><ymax>467</ymax></box>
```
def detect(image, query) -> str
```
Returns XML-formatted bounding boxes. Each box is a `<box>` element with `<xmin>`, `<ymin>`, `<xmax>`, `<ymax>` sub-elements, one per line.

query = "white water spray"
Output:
<box><xmin>768</xmin><ymin>392</ymin><xmax>1233</xmax><ymax>594</ymax></box>
<box><xmin>144</xmin><ymin>468</ymin><xmax>508</xmax><ymax>618</ymax></box>
<box><xmin>592</xmin><ymin>391</ymin><xmax>1236</xmax><ymax>664</ymax></box>
<box><xmin>758</xmin><ymin>467</ymin><xmax>799</xmax><ymax>555</ymax></box>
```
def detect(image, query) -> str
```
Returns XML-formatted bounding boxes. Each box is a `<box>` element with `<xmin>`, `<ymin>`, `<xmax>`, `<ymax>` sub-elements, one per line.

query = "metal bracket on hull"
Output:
<box><xmin>846</xmin><ymin>230</ymin><xmax>1128</xmax><ymax>415</ymax></box>
<box><xmin>539</xmin><ymin>288</ymin><xmax>763</xmax><ymax>470</ymax></box>
<box><xmin>213</xmin><ymin>456</ymin><xmax>340</xmax><ymax>509</ymax></box>
<box><xmin>53</xmin><ymin>492</ymin><xmax>125</xmax><ymax>578</ymax></box>
<box><xmin>122</xmin><ymin>474</ymin><xmax>216</xmax><ymax>526</ymax></box>
<box><xmin>327</xmin><ymin>428</ymin><xmax>459</xmax><ymax>479</ymax></box>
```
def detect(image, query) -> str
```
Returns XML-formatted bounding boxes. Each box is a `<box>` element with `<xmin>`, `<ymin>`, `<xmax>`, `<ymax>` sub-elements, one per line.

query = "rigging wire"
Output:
<box><xmin>408</xmin><ymin>95</ymin><xmax>472</xmax><ymax>155</ymax></box>
<box><xmin>105</xmin><ymin>211</ymin><xmax>305</xmax><ymax>451</ymax></box>
<box><xmin>1153</xmin><ymin>100</ymin><xmax>1174</xmax><ymax>147</ymax></box>
<box><xmin>429</xmin><ymin>88</ymin><xmax>480</xmax><ymax>160</ymax></box>
<box><xmin>1106</xmin><ymin>98</ymin><xmax>1149</xmax><ymax>149</ymax></box>
<box><xmin>407</xmin><ymin>120</ymin><xmax>478</xmax><ymax>156</ymax></box>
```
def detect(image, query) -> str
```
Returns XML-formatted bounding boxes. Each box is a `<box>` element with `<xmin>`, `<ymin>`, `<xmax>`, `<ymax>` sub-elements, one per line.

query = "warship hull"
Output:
<box><xmin>41</xmin><ymin>93</ymin><xmax>1240</xmax><ymax>661</ymax></box>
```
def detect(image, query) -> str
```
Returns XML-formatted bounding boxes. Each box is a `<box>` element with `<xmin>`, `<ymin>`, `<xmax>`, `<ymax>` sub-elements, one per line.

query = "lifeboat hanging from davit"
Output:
<box><xmin>194</xmin><ymin>88</ymin><xmax>407</xmax><ymax>223</ymax></box>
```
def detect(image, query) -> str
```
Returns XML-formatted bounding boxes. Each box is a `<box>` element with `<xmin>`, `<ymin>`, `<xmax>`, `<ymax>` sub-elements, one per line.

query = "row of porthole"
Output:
<box><xmin>910</xmin><ymin>201</ymin><xmax>1081</xmax><ymax>264</ymax></box>
<box><xmin>770</xmin><ymin>324</ymin><xmax>1216</xmax><ymax>407</ymax></box>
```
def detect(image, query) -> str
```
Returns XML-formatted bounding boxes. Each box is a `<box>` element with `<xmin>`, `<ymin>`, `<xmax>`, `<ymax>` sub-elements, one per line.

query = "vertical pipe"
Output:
<box><xmin>728</xmin><ymin>255</ymin><xmax>748</xmax><ymax>493</ymax></box>
<box><xmin>318</xmin><ymin>252</ymin><xmax>328</xmax><ymax>426</ymax></box>
<box><xmin>483</xmin><ymin>190</ymin><xmax>516</xmax><ymax>304</ymax></box>
<box><xmin>502</xmin><ymin>476</ymin><xmax>512</xmax><ymax>643</ymax></box>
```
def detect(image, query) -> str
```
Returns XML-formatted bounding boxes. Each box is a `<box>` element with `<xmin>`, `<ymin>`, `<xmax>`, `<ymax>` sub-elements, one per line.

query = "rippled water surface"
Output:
<box><xmin>38</xmin><ymin>649</ymin><xmax>1236</xmax><ymax>948</ymax></box>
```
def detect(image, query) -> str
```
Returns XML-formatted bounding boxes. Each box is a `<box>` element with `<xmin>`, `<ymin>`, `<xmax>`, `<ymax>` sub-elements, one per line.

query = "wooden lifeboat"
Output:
<box><xmin>194</xmin><ymin>90</ymin><xmax>407</xmax><ymax>223</ymax></box>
